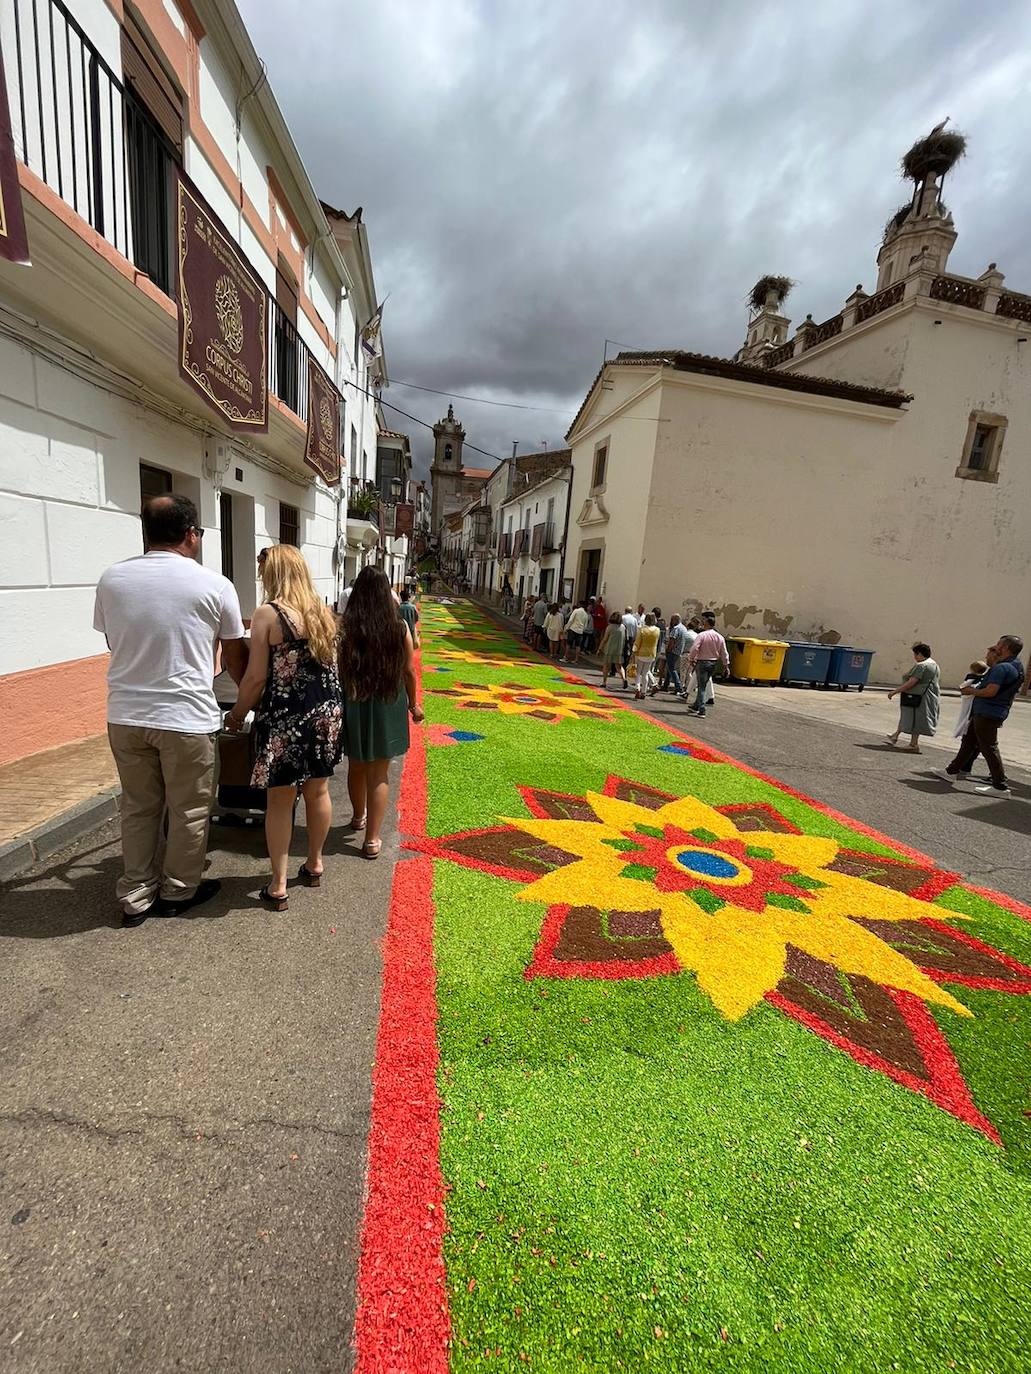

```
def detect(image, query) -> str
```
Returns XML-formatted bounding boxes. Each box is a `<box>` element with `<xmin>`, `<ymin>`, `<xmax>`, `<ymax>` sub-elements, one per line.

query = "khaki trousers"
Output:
<box><xmin>108</xmin><ymin>725</ymin><xmax>216</xmax><ymax>914</ymax></box>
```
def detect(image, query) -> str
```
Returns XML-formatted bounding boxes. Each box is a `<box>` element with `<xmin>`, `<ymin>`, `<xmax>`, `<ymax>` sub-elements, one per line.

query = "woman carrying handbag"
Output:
<box><xmin>887</xmin><ymin>642</ymin><xmax>941</xmax><ymax>754</ymax></box>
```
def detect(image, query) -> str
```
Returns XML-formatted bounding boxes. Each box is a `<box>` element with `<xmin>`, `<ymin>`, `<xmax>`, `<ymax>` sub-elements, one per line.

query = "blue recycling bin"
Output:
<box><xmin>780</xmin><ymin>642</ymin><xmax>834</xmax><ymax>686</ymax></box>
<box><xmin>825</xmin><ymin>646</ymin><xmax>875</xmax><ymax>691</ymax></box>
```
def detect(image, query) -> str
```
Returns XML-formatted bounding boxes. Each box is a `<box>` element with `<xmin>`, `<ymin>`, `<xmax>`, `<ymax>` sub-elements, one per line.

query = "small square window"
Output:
<box><xmin>592</xmin><ymin>444</ymin><xmax>608</xmax><ymax>490</ymax></box>
<box><xmin>956</xmin><ymin>412</ymin><xmax>1006</xmax><ymax>483</ymax></box>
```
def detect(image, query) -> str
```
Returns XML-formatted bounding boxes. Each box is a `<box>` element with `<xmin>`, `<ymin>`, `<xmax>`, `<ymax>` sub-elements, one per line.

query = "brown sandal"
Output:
<box><xmin>298</xmin><ymin>864</ymin><xmax>322</xmax><ymax>888</ymax></box>
<box><xmin>259</xmin><ymin>885</ymin><xmax>288</xmax><ymax>912</ymax></box>
<box><xmin>363</xmin><ymin>838</ymin><xmax>382</xmax><ymax>860</ymax></box>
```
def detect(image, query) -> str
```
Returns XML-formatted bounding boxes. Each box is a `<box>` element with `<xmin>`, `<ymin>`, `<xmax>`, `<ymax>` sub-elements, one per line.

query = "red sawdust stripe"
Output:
<box><xmin>353</xmin><ymin>719</ymin><xmax>450</xmax><ymax>1373</ymax></box>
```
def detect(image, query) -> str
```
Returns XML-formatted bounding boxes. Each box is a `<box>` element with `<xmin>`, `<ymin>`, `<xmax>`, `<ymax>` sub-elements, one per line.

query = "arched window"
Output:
<box><xmin>444</xmin><ymin>443</ymin><xmax>453</xmax><ymax>463</ymax></box>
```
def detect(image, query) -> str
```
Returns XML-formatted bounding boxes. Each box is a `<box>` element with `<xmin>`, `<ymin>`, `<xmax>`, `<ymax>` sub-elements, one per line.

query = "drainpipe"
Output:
<box><xmin>556</xmin><ymin>465</ymin><xmax>574</xmax><ymax>599</ymax></box>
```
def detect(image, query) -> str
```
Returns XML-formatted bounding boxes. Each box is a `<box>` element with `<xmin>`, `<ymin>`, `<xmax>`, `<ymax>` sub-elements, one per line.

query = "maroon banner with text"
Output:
<box><xmin>0</xmin><ymin>40</ymin><xmax>30</xmax><ymax>266</ymax></box>
<box><xmin>305</xmin><ymin>358</ymin><xmax>342</xmax><ymax>484</ymax></box>
<box><xmin>394</xmin><ymin>503</ymin><xmax>415</xmax><ymax>538</ymax></box>
<box><xmin>177</xmin><ymin>175</ymin><xmax>267</xmax><ymax>431</ymax></box>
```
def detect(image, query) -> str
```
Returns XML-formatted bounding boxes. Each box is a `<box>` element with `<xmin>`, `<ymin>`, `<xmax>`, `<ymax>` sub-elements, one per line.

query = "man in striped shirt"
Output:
<box><xmin>684</xmin><ymin>611</ymin><xmax>729</xmax><ymax>718</ymax></box>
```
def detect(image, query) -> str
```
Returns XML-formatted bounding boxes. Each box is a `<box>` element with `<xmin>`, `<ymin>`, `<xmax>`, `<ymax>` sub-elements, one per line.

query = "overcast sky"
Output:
<box><xmin>239</xmin><ymin>0</ymin><xmax>1031</xmax><ymax>481</ymax></box>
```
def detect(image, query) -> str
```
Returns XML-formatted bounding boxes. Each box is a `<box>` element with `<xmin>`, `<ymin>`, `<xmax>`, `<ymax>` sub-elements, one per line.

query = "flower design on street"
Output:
<box><xmin>434</xmin><ymin>649</ymin><xmax>527</xmax><ymax>669</ymax></box>
<box><xmin>500</xmin><ymin>788</ymin><xmax>969</xmax><ymax>1022</ymax></box>
<box><xmin>427</xmin><ymin>680</ymin><xmax>613</xmax><ymax>723</ymax></box>
<box><xmin>414</xmin><ymin>774</ymin><xmax>1031</xmax><ymax>1140</ymax></box>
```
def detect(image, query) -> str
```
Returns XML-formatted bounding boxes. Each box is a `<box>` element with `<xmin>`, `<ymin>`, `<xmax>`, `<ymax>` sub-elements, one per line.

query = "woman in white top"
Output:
<box><xmin>543</xmin><ymin>603</ymin><xmax>565</xmax><ymax>660</ymax></box>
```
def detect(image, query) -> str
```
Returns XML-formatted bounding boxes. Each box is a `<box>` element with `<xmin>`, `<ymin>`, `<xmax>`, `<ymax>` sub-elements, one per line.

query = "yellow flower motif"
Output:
<box><xmin>431</xmin><ymin>681</ymin><xmax>613</xmax><ymax>723</ymax></box>
<box><xmin>502</xmin><ymin>790</ymin><xmax>971</xmax><ymax>1022</ymax></box>
<box><xmin>434</xmin><ymin>649</ymin><xmax>527</xmax><ymax>669</ymax></box>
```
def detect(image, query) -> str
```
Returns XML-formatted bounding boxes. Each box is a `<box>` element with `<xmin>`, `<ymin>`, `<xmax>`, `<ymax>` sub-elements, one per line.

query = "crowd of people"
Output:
<box><xmin>92</xmin><ymin>506</ymin><xmax>1028</xmax><ymax>931</ymax></box>
<box><xmin>516</xmin><ymin>590</ymin><xmax>1027</xmax><ymax>792</ymax></box>
<box><xmin>521</xmin><ymin>593</ymin><xmax>728</xmax><ymax>715</ymax></box>
<box><xmin>94</xmin><ymin>494</ymin><xmax>423</xmax><ymax>928</ymax></box>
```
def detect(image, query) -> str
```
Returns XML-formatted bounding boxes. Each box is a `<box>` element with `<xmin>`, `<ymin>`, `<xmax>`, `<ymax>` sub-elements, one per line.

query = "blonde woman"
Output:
<box><xmin>227</xmin><ymin>545</ymin><xmax>342</xmax><ymax>909</ymax></box>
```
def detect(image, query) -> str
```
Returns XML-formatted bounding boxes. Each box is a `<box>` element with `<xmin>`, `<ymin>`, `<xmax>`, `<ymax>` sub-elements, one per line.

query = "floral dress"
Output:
<box><xmin>251</xmin><ymin>603</ymin><xmax>343</xmax><ymax>788</ymax></box>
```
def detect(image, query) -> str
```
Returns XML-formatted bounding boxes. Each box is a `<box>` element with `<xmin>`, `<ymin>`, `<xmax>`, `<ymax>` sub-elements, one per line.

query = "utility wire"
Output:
<box><xmin>389</xmin><ymin>377</ymin><xmax>574</xmax><ymax>417</ymax></box>
<box><xmin>340</xmin><ymin>376</ymin><xmax>506</xmax><ymax>464</ymax></box>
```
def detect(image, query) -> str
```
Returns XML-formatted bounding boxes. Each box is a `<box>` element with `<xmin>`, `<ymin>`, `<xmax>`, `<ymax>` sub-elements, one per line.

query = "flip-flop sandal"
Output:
<box><xmin>259</xmin><ymin>885</ymin><xmax>288</xmax><ymax>912</ymax></box>
<box><xmin>298</xmin><ymin>864</ymin><xmax>322</xmax><ymax>888</ymax></box>
<box><xmin>363</xmin><ymin>839</ymin><xmax>382</xmax><ymax>860</ymax></box>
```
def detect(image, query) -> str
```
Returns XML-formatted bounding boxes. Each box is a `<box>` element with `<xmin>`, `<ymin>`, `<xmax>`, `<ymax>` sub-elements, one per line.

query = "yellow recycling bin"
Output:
<box><xmin>727</xmin><ymin>637</ymin><xmax>789</xmax><ymax>683</ymax></box>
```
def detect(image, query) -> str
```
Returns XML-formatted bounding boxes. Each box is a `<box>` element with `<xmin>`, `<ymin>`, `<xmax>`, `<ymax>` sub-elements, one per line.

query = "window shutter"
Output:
<box><xmin>121</xmin><ymin>16</ymin><xmax>184</xmax><ymax>153</ymax></box>
<box><xmin>276</xmin><ymin>257</ymin><xmax>298</xmax><ymax>324</ymax></box>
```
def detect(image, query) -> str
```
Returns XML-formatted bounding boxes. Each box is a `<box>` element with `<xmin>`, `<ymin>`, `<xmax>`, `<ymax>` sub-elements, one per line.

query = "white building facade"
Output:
<box><xmin>497</xmin><ymin>464</ymin><xmax>572</xmax><ymax>606</ymax></box>
<box><xmin>564</xmin><ymin>140</ymin><xmax>1031</xmax><ymax>684</ymax></box>
<box><xmin>0</xmin><ymin>0</ymin><xmax>385</xmax><ymax>766</ymax></box>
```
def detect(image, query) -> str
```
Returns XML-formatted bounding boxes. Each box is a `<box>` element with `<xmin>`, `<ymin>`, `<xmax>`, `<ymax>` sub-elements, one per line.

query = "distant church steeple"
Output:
<box><xmin>430</xmin><ymin>403</ymin><xmax>467</xmax><ymax>535</ymax></box>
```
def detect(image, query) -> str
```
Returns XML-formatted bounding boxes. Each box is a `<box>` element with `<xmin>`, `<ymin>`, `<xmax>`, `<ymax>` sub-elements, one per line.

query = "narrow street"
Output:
<box><xmin>3</xmin><ymin>612</ymin><xmax>1029</xmax><ymax>1370</ymax></box>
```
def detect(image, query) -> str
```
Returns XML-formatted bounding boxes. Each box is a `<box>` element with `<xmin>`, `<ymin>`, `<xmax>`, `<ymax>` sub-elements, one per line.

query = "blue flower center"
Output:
<box><xmin>675</xmin><ymin>849</ymin><xmax>739</xmax><ymax>879</ymax></box>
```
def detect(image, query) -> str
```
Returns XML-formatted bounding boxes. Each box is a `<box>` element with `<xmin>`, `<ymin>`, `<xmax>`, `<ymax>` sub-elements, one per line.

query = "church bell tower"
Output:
<box><xmin>430</xmin><ymin>404</ymin><xmax>466</xmax><ymax>536</ymax></box>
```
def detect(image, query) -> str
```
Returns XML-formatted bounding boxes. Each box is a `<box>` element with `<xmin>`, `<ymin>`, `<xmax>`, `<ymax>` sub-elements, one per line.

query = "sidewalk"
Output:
<box><xmin>0</xmin><ymin>734</ymin><xmax>120</xmax><ymax>880</ymax></box>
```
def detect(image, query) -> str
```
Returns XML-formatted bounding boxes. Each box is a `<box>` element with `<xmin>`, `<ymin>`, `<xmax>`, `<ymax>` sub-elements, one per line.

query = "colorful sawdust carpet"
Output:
<box><xmin>356</xmin><ymin>598</ymin><xmax>1031</xmax><ymax>1374</ymax></box>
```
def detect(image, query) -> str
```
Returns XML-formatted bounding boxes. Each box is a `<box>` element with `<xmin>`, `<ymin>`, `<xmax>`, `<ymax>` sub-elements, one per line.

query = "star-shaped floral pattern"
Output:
<box><xmin>433</xmin><ymin>649</ymin><xmax>528</xmax><ymax>669</ymax></box>
<box><xmin>413</xmin><ymin>776</ymin><xmax>1031</xmax><ymax>1141</ymax></box>
<box><xmin>427</xmin><ymin>680</ymin><xmax>614</xmax><ymax>724</ymax></box>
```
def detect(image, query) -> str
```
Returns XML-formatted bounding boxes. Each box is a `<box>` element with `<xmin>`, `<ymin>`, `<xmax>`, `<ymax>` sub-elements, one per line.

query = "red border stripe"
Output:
<box><xmin>353</xmin><ymin>723</ymin><xmax>450</xmax><ymax>1373</ymax></box>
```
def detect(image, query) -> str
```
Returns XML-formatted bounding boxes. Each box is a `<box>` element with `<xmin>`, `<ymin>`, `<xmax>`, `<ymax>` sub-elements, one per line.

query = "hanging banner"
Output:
<box><xmin>394</xmin><ymin>503</ymin><xmax>415</xmax><ymax>538</ymax></box>
<box><xmin>304</xmin><ymin>358</ymin><xmax>341</xmax><ymax>484</ymax></box>
<box><xmin>0</xmin><ymin>40</ymin><xmax>30</xmax><ymax>266</ymax></box>
<box><xmin>176</xmin><ymin>175</ymin><xmax>267</xmax><ymax>431</ymax></box>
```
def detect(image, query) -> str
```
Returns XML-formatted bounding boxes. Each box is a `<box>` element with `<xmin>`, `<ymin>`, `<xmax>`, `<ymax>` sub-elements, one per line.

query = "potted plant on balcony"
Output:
<box><xmin>348</xmin><ymin>486</ymin><xmax>380</xmax><ymax>521</ymax></box>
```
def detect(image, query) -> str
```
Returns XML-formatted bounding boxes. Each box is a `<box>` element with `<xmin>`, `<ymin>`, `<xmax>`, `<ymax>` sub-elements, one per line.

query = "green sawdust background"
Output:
<box><xmin>418</xmin><ymin>602</ymin><xmax>1031</xmax><ymax>1372</ymax></box>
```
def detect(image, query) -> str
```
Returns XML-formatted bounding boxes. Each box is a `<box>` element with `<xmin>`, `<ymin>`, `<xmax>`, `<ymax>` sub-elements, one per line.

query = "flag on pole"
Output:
<box><xmin>361</xmin><ymin>302</ymin><xmax>384</xmax><ymax>360</ymax></box>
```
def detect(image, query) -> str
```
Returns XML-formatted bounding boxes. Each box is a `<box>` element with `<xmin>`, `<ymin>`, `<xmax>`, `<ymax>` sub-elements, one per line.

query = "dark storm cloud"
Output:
<box><xmin>239</xmin><ymin>0</ymin><xmax>1031</xmax><ymax>478</ymax></box>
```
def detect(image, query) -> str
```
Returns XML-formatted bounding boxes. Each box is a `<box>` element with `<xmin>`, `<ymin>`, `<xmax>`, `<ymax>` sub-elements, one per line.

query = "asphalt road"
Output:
<box><xmin>0</xmin><ymin>771</ymin><xmax>397</xmax><ymax>1374</ymax></box>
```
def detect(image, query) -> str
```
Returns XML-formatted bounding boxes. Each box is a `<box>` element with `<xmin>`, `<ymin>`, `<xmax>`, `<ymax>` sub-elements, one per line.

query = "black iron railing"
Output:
<box><xmin>268</xmin><ymin>298</ymin><xmax>313</xmax><ymax>422</ymax></box>
<box><xmin>7</xmin><ymin>0</ymin><xmax>329</xmax><ymax>428</ymax></box>
<box><xmin>6</xmin><ymin>0</ymin><xmax>176</xmax><ymax>294</ymax></box>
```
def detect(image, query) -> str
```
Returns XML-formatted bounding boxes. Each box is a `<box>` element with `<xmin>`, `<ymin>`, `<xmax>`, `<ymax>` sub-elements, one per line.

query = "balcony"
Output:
<box><xmin>6</xmin><ymin>0</ymin><xmax>176</xmax><ymax>294</ymax></box>
<box><xmin>1</xmin><ymin>0</ymin><xmax>329</xmax><ymax>478</ymax></box>
<box><xmin>345</xmin><ymin>487</ymin><xmax>380</xmax><ymax>551</ymax></box>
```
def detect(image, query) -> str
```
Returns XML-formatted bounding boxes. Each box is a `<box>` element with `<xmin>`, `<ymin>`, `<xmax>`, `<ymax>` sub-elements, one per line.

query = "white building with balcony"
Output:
<box><xmin>0</xmin><ymin>0</ymin><xmax>386</xmax><ymax>766</ymax></box>
<box><xmin>496</xmin><ymin>454</ymin><xmax>573</xmax><ymax>606</ymax></box>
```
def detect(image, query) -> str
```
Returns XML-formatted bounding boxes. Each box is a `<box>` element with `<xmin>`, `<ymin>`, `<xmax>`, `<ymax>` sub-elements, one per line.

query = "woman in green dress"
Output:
<box><xmin>887</xmin><ymin>642</ymin><xmax>941</xmax><ymax>754</ymax></box>
<box><xmin>338</xmin><ymin>567</ymin><xmax>423</xmax><ymax>858</ymax></box>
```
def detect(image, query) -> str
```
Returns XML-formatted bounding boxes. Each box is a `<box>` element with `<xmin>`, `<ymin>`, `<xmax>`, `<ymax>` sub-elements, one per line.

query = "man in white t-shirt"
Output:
<box><xmin>94</xmin><ymin>494</ymin><xmax>247</xmax><ymax>925</ymax></box>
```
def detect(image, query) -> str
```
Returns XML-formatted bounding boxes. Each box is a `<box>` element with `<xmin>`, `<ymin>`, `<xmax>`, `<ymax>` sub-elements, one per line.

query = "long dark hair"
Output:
<box><xmin>339</xmin><ymin>567</ymin><xmax>406</xmax><ymax>701</ymax></box>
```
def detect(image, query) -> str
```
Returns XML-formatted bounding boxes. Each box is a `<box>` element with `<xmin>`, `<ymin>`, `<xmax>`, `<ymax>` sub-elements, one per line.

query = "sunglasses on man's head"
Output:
<box><xmin>190</xmin><ymin>524</ymin><xmax>205</xmax><ymax>538</ymax></box>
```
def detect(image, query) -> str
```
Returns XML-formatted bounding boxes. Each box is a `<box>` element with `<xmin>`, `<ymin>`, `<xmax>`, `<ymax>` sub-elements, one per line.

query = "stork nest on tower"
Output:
<box><xmin>748</xmin><ymin>275</ymin><xmax>794</xmax><ymax>313</ymax></box>
<box><xmin>901</xmin><ymin>128</ymin><xmax>967</xmax><ymax>184</ymax></box>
